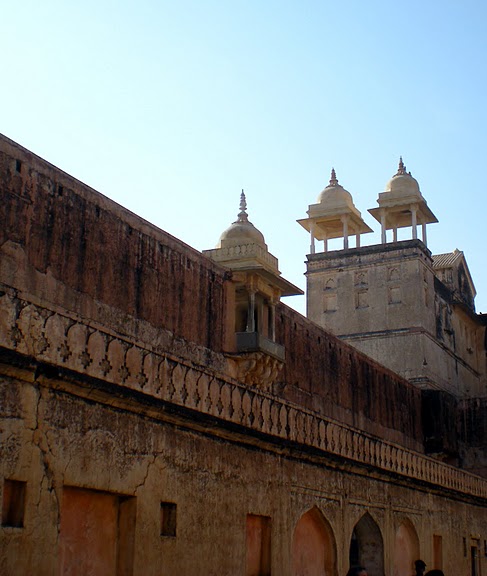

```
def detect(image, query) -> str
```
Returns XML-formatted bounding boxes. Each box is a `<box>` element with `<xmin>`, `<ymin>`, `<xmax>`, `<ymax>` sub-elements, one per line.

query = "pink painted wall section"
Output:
<box><xmin>58</xmin><ymin>487</ymin><xmax>119</xmax><ymax>576</ymax></box>
<box><xmin>292</xmin><ymin>509</ymin><xmax>336</xmax><ymax>576</ymax></box>
<box><xmin>246</xmin><ymin>514</ymin><xmax>271</xmax><ymax>576</ymax></box>
<box><xmin>393</xmin><ymin>523</ymin><xmax>420</xmax><ymax>576</ymax></box>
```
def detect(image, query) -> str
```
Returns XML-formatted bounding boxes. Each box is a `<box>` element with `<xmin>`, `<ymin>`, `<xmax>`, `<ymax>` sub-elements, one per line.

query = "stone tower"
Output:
<box><xmin>301</xmin><ymin>160</ymin><xmax>486</xmax><ymax>401</ymax></box>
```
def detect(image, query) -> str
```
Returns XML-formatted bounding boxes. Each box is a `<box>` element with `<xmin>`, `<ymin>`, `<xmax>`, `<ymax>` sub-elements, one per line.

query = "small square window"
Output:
<box><xmin>388</xmin><ymin>286</ymin><xmax>401</xmax><ymax>304</ymax></box>
<box><xmin>356</xmin><ymin>290</ymin><xmax>369</xmax><ymax>309</ymax></box>
<box><xmin>324</xmin><ymin>294</ymin><xmax>337</xmax><ymax>313</ymax></box>
<box><xmin>246</xmin><ymin>514</ymin><xmax>271</xmax><ymax>576</ymax></box>
<box><xmin>2</xmin><ymin>479</ymin><xmax>26</xmax><ymax>528</ymax></box>
<box><xmin>160</xmin><ymin>502</ymin><xmax>177</xmax><ymax>537</ymax></box>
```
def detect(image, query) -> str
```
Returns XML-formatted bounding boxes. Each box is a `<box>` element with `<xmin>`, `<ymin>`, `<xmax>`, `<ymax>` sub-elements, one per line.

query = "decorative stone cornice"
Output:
<box><xmin>1</xmin><ymin>285</ymin><xmax>486</xmax><ymax>501</ymax></box>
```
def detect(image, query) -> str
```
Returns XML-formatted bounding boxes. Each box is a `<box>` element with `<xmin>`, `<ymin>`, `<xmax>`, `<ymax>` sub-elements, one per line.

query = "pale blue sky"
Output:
<box><xmin>2</xmin><ymin>1</ymin><xmax>487</xmax><ymax>314</ymax></box>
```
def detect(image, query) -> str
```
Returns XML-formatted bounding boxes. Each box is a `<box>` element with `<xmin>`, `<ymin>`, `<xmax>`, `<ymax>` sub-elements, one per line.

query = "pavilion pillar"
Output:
<box><xmin>310</xmin><ymin>221</ymin><xmax>316</xmax><ymax>254</ymax></box>
<box><xmin>247</xmin><ymin>290</ymin><xmax>256</xmax><ymax>332</ymax></box>
<box><xmin>380</xmin><ymin>210</ymin><xmax>387</xmax><ymax>244</ymax></box>
<box><xmin>269</xmin><ymin>302</ymin><xmax>276</xmax><ymax>341</ymax></box>
<box><xmin>411</xmin><ymin>205</ymin><xmax>418</xmax><ymax>240</ymax></box>
<box><xmin>342</xmin><ymin>215</ymin><xmax>349</xmax><ymax>249</ymax></box>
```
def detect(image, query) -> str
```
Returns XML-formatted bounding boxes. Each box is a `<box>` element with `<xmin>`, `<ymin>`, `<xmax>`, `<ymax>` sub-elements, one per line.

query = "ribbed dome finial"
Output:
<box><xmin>384</xmin><ymin>157</ymin><xmax>420</xmax><ymax>196</ymax></box>
<box><xmin>329</xmin><ymin>168</ymin><xmax>339</xmax><ymax>186</ymax></box>
<box><xmin>397</xmin><ymin>157</ymin><xmax>407</xmax><ymax>175</ymax></box>
<box><xmin>216</xmin><ymin>189</ymin><xmax>266</xmax><ymax>248</ymax></box>
<box><xmin>237</xmin><ymin>189</ymin><xmax>249</xmax><ymax>223</ymax></box>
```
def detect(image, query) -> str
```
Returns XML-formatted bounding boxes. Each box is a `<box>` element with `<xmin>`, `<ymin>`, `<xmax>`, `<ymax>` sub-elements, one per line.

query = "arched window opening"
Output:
<box><xmin>393</xmin><ymin>519</ymin><xmax>420</xmax><ymax>576</ymax></box>
<box><xmin>348</xmin><ymin>512</ymin><xmax>384</xmax><ymax>576</ymax></box>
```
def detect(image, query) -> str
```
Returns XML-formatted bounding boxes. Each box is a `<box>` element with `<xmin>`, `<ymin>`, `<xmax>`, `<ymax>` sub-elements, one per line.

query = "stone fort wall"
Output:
<box><xmin>0</xmin><ymin>134</ymin><xmax>422</xmax><ymax>448</ymax></box>
<box><xmin>1</xmin><ymin>134</ymin><xmax>486</xmax><ymax>575</ymax></box>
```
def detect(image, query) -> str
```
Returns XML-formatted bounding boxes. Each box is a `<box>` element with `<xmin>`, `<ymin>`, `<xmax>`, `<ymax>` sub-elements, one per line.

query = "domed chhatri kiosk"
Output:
<box><xmin>204</xmin><ymin>191</ymin><xmax>302</xmax><ymax>383</ymax></box>
<box><xmin>368</xmin><ymin>157</ymin><xmax>438</xmax><ymax>245</ymax></box>
<box><xmin>297</xmin><ymin>168</ymin><xmax>372</xmax><ymax>253</ymax></box>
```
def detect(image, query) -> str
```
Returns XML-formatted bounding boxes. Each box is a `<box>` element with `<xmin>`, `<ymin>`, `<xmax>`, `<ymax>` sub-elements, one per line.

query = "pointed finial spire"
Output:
<box><xmin>397</xmin><ymin>156</ymin><xmax>407</xmax><ymax>175</ymax></box>
<box><xmin>237</xmin><ymin>189</ymin><xmax>249</xmax><ymax>222</ymax></box>
<box><xmin>329</xmin><ymin>167</ymin><xmax>339</xmax><ymax>186</ymax></box>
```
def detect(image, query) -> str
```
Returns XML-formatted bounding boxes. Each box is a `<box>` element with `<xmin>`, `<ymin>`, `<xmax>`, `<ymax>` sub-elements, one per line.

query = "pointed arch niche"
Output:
<box><xmin>349</xmin><ymin>512</ymin><xmax>384</xmax><ymax>576</ymax></box>
<box><xmin>292</xmin><ymin>507</ymin><xmax>337</xmax><ymax>576</ymax></box>
<box><xmin>393</xmin><ymin>519</ymin><xmax>420</xmax><ymax>576</ymax></box>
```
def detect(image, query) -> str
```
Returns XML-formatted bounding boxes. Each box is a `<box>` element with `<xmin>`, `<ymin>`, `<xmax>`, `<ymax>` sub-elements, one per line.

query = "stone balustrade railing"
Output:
<box><xmin>204</xmin><ymin>242</ymin><xmax>279</xmax><ymax>271</ymax></box>
<box><xmin>1</xmin><ymin>287</ymin><xmax>486</xmax><ymax>501</ymax></box>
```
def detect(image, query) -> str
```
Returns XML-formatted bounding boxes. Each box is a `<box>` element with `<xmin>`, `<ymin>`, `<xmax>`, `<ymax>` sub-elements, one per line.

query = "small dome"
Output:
<box><xmin>316</xmin><ymin>168</ymin><xmax>354</xmax><ymax>210</ymax></box>
<box><xmin>217</xmin><ymin>191</ymin><xmax>266</xmax><ymax>248</ymax></box>
<box><xmin>385</xmin><ymin>157</ymin><xmax>421</xmax><ymax>197</ymax></box>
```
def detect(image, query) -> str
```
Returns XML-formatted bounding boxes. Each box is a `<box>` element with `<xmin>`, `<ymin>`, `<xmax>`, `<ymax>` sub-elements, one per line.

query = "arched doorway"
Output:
<box><xmin>393</xmin><ymin>519</ymin><xmax>420</xmax><ymax>576</ymax></box>
<box><xmin>292</xmin><ymin>507</ymin><xmax>337</xmax><ymax>576</ymax></box>
<box><xmin>349</xmin><ymin>512</ymin><xmax>384</xmax><ymax>576</ymax></box>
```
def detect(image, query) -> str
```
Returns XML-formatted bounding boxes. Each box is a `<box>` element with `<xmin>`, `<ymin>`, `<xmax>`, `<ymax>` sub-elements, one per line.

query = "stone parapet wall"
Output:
<box><xmin>276</xmin><ymin>305</ymin><xmax>424</xmax><ymax>449</ymax></box>
<box><xmin>204</xmin><ymin>242</ymin><xmax>279</xmax><ymax>271</ymax></box>
<box><xmin>0</xmin><ymin>136</ymin><xmax>227</xmax><ymax>351</ymax></box>
<box><xmin>306</xmin><ymin>239</ymin><xmax>432</xmax><ymax>269</ymax></box>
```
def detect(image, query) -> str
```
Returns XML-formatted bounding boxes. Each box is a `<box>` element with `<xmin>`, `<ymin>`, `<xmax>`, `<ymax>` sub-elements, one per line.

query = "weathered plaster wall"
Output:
<box><xmin>1</xmin><ymin>371</ymin><xmax>486</xmax><ymax>576</ymax></box>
